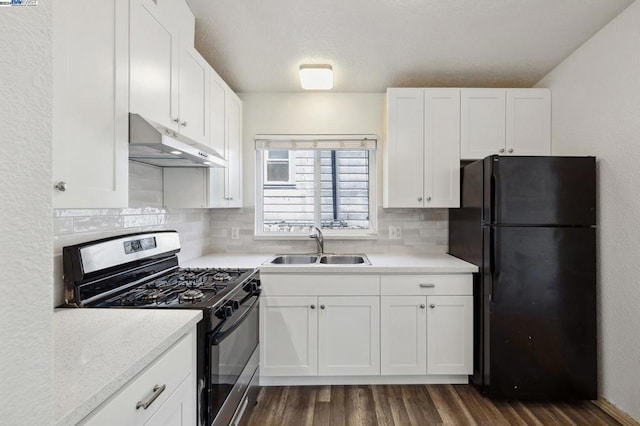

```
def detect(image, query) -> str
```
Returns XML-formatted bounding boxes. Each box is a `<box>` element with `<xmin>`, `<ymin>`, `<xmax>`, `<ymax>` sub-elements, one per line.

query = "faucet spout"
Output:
<box><xmin>309</xmin><ymin>226</ymin><xmax>324</xmax><ymax>254</ymax></box>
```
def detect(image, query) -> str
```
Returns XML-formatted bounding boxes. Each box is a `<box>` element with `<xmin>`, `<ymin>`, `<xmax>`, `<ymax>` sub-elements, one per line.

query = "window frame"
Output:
<box><xmin>255</xmin><ymin>148</ymin><xmax>378</xmax><ymax>239</ymax></box>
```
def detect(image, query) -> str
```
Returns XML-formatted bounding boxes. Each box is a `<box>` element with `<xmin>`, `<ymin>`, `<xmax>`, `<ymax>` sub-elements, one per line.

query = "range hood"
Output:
<box><xmin>128</xmin><ymin>113</ymin><xmax>226</xmax><ymax>168</ymax></box>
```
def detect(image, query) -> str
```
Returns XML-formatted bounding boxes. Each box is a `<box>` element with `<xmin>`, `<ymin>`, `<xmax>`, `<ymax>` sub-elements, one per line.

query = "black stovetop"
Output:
<box><xmin>92</xmin><ymin>267</ymin><xmax>256</xmax><ymax>309</ymax></box>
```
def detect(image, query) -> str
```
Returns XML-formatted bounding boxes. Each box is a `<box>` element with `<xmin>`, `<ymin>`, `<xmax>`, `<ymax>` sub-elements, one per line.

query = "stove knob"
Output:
<box><xmin>224</xmin><ymin>305</ymin><xmax>233</xmax><ymax>318</ymax></box>
<box><xmin>230</xmin><ymin>300</ymin><xmax>240</xmax><ymax>310</ymax></box>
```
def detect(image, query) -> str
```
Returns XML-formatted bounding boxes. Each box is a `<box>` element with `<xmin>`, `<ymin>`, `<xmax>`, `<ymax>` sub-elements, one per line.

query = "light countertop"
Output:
<box><xmin>54</xmin><ymin>308</ymin><xmax>202</xmax><ymax>426</ymax></box>
<box><xmin>182</xmin><ymin>253</ymin><xmax>478</xmax><ymax>274</ymax></box>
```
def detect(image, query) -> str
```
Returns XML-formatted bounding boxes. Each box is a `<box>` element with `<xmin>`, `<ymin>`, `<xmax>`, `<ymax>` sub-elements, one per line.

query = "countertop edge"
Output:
<box><xmin>55</xmin><ymin>311</ymin><xmax>202</xmax><ymax>426</ymax></box>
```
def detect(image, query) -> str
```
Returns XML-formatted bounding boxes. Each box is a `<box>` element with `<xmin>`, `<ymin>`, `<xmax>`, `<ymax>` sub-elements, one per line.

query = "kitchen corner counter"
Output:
<box><xmin>183</xmin><ymin>253</ymin><xmax>477</xmax><ymax>274</ymax></box>
<box><xmin>54</xmin><ymin>308</ymin><xmax>202</xmax><ymax>426</ymax></box>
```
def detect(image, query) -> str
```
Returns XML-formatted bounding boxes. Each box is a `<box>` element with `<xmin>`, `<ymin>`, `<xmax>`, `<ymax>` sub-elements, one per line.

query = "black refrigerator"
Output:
<box><xmin>449</xmin><ymin>155</ymin><xmax>597</xmax><ymax>400</ymax></box>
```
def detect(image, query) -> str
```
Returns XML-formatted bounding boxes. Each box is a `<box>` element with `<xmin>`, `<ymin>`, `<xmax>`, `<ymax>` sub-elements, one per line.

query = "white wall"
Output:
<box><xmin>239</xmin><ymin>92</ymin><xmax>385</xmax><ymax>206</ymax></box>
<box><xmin>536</xmin><ymin>0</ymin><xmax>640</xmax><ymax>420</ymax></box>
<box><xmin>0</xmin><ymin>2</ymin><xmax>54</xmax><ymax>424</ymax></box>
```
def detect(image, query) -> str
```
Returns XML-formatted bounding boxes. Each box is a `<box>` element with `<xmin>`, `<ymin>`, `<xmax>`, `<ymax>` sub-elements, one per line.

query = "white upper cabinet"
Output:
<box><xmin>461</xmin><ymin>89</ymin><xmax>506</xmax><ymax>160</ymax></box>
<box><xmin>384</xmin><ymin>88</ymin><xmax>460</xmax><ymax>208</ymax></box>
<box><xmin>130</xmin><ymin>0</ymin><xmax>210</xmax><ymax>147</ymax></box>
<box><xmin>130</xmin><ymin>0</ymin><xmax>179</xmax><ymax>132</ymax></box>
<box><xmin>506</xmin><ymin>89</ymin><xmax>551</xmax><ymax>156</ymax></box>
<box><xmin>461</xmin><ymin>88</ymin><xmax>551</xmax><ymax>159</ymax></box>
<box><xmin>53</xmin><ymin>0</ymin><xmax>129</xmax><ymax>208</ymax></box>
<box><xmin>164</xmin><ymin>87</ymin><xmax>243</xmax><ymax>209</ymax></box>
<box><xmin>178</xmin><ymin>45</ymin><xmax>210</xmax><ymax>145</ymax></box>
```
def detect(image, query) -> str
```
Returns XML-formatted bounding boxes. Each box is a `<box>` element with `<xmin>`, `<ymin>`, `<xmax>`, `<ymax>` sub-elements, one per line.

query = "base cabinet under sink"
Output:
<box><xmin>259</xmin><ymin>273</ymin><xmax>473</xmax><ymax>385</ymax></box>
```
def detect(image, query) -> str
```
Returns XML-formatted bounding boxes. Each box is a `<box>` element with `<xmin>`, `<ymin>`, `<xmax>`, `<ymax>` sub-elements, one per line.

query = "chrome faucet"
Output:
<box><xmin>309</xmin><ymin>226</ymin><xmax>324</xmax><ymax>254</ymax></box>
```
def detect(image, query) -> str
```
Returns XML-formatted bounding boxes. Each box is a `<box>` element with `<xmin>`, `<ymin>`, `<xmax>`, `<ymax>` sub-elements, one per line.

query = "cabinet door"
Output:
<box><xmin>52</xmin><ymin>0</ymin><xmax>129</xmax><ymax>208</ymax></box>
<box><xmin>209</xmin><ymin>70</ymin><xmax>226</xmax><ymax>155</ymax></box>
<box><xmin>260</xmin><ymin>297</ymin><xmax>318</xmax><ymax>376</ymax></box>
<box><xmin>424</xmin><ymin>89</ymin><xmax>461</xmax><ymax>208</ymax></box>
<box><xmin>384</xmin><ymin>89</ymin><xmax>425</xmax><ymax>207</ymax></box>
<box><xmin>225</xmin><ymin>91</ymin><xmax>243</xmax><ymax>207</ymax></box>
<box><xmin>318</xmin><ymin>296</ymin><xmax>380</xmax><ymax>376</ymax></box>
<box><xmin>427</xmin><ymin>295</ymin><xmax>473</xmax><ymax>375</ymax></box>
<box><xmin>163</xmin><ymin>168</ymin><xmax>207</xmax><ymax>208</ymax></box>
<box><xmin>130</xmin><ymin>0</ymin><xmax>179</xmax><ymax>131</ymax></box>
<box><xmin>178</xmin><ymin>46</ymin><xmax>210</xmax><ymax>145</ymax></box>
<box><xmin>144</xmin><ymin>374</ymin><xmax>195</xmax><ymax>426</ymax></box>
<box><xmin>461</xmin><ymin>89</ymin><xmax>506</xmax><ymax>160</ymax></box>
<box><xmin>381</xmin><ymin>296</ymin><xmax>427</xmax><ymax>375</ymax></box>
<box><xmin>506</xmin><ymin>89</ymin><xmax>551</xmax><ymax>156</ymax></box>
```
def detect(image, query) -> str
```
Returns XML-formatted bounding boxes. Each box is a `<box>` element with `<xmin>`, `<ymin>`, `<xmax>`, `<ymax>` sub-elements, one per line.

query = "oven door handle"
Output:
<box><xmin>211</xmin><ymin>290</ymin><xmax>261</xmax><ymax>345</ymax></box>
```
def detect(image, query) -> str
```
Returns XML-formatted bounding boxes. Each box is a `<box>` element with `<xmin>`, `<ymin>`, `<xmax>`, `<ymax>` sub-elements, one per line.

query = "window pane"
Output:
<box><xmin>266</xmin><ymin>163</ymin><xmax>289</xmax><ymax>182</ymax></box>
<box><xmin>267</xmin><ymin>149</ymin><xmax>289</xmax><ymax>160</ymax></box>
<box><xmin>262</xmin><ymin>150</ymin><xmax>315</xmax><ymax>233</ymax></box>
<box><xmin>321</xmin><ymin>150</ymin><xmax>369</xmax><ymax>230</ymax></box>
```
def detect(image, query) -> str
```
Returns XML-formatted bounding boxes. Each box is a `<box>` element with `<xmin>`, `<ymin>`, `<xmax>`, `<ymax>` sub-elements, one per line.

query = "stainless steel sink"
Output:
<box><xmin>268</xmin><ymin>255</ymin><xmax>319</xmax><ymax>264</ymax></box>
<box><xmin>319</xmin><ymin>255</ymin><xmax>370</xmax><ymax>265</ymax></box>
<box><xmin>266</xmin><ymin>254</ymin><xmax>370</xmax><ymax>265</ymax></box>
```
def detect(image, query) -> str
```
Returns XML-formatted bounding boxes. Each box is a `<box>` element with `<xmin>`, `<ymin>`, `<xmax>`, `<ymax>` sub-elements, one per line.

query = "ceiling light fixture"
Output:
<box><xmin>299</xmin><ymin>64</ymin><xmax>333</xmax><ymax>90</ymax></box>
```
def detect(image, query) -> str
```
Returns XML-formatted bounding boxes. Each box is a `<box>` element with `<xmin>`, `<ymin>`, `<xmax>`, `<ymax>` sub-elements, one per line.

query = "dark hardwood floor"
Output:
<box><xmin>246</xmin><ymin>384</ymin><xmax>623</xmax><ymax>425</ymax></box>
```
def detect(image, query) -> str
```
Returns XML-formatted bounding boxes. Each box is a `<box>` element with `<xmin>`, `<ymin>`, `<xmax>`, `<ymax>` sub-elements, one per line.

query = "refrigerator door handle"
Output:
<box><xmin>489</xmin><ymin>227</ymin><xmax>499</xmax><ymax>303</ymax></box>
<box><xmin>490</xmin><ymin>175</ymin><xmax>497</xmax><ymax>225</ymax></box>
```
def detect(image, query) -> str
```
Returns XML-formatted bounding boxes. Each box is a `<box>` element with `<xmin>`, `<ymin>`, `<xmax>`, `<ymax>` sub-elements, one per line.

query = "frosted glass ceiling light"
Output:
<box><xmin>299</xmin><ymin>64</ymin><xmax>333</xmax><ymax>90</ymax></box>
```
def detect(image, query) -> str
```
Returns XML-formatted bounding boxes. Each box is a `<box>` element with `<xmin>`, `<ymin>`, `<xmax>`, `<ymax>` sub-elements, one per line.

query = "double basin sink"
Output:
<box><xmin>267</xmin><ymin>254</ymin><xmax>371</xmax><ymax>265</ymax></box>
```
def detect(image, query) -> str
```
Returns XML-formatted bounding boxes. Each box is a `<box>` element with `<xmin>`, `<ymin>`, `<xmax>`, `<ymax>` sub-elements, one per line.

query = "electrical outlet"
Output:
<box><xmin>389</xmin><ymin>225</ymin><xmax>402</xmax><ymax>240</ymax></box>
<box><xmin>231</xmin><ymin>227</ymin><xmax>240</xmax><ymax>240</ymax></box>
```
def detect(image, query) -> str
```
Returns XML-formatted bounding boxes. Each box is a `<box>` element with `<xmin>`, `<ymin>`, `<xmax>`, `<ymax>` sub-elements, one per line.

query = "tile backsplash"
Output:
<box><xmin>208</xmin><ymin>207</ymin><xmax>448</xmax><ymax>255</ymax></box>
<box><xmin>53</xmin><ymin>162</ymin><xmax>449</xmax><ymax>306</ymax></box>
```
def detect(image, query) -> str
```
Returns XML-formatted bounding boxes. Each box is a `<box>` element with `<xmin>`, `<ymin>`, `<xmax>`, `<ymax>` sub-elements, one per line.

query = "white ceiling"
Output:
<box><xmin>186</xmin><ymin>0</ymin><xmax>633</xmax><ymax>93</ymax></box>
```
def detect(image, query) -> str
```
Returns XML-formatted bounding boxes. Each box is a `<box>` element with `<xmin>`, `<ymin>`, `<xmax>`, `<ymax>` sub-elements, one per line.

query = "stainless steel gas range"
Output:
<box><xmin>63</xmin><ymin>230</ymin><xmax>260</xmax><ymax>426</ymax></box>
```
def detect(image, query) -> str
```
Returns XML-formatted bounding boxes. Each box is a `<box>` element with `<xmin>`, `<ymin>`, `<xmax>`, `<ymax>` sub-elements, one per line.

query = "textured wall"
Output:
<box><xmin>536</xmin><ymin>1</ymin><xmax>640</xmax><ymax>420</ymax></box>
<box><xmin>0</xmin><ymin>2</ymin><xmax>54</xmax><ymax>424</ymax></box>
<box><xmin>53</xmin><ymin>162</ymin><xmax>214</xmax><ymax>306</ymax></box>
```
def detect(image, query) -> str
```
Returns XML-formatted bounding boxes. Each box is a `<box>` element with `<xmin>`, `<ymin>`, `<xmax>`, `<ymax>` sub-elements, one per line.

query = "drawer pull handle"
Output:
<box><xmin>136</xmin><ymin>384</ymin><xmax>166</xmax><ymax>410</ymax></box>
<box><xmin>419</xmin><ymin>284</ymin><xmax>435</xmax><ymax>288</ymax></box>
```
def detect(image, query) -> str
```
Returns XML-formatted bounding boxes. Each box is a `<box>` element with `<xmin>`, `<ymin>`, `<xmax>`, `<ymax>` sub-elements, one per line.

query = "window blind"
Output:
<box><xmin>254</xmin><ymin>134</ymin><xmax>377</xmax><ymax>150</ymax></box>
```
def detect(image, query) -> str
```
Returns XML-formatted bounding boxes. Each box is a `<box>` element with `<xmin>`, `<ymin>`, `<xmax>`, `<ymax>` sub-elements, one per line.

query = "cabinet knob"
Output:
<box><xmin>310</xmin><ymin>305</ymin><xmax>316</xmax><ymax>309</ymax></box>
<box><xmin>420</xmin><ymin>304</ymin><xmax>426</xmax><ymax>309</ymax></box>
<box><xmin>320</xmin><ymin>305</ymin><xmax>326</xmax><ymax>310</ymax></box>
<box><xmin>508</xmin><ymin>148</ymin><xmax>514</xmax><ymax>154</ymax></box>
<box><xmin>417</xmin><ymin>197</ymin><xmax>423</xmax><ymax>202</ymax></box>
<box><xmin>180</xmin><ymin>121</ymin><xmax>188</xmax><ymax>127</ymax></box>
<box><xmin>430</xmin><ymin>304</ymin><xmax>436</xmax><ymax>309</ymax></box>
<box><xmin>426</xmin><ymin>196</ymin><xmax>431</xmax><ymax>201</ymax></box>
<box><xmin>54</xmin><ymin>181</ymin><xmax>68</xmax><ymax>192</ymax></box>
<box><xmin>499</xmin><ymin>148</ymin><xmax>505</xmax><ymax>154</ymax></box>
<box><xmin>172</xmin><ymin>118</ymin><xmax>180</xmax><ymax>124</ymax></box>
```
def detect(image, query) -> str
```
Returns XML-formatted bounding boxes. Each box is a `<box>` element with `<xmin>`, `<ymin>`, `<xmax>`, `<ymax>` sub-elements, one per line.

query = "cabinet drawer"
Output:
<box><xmin>380</xmin><ymin>274</ymin><xmax>472</xmax><ymax>296</ymax></box>
<box><xmin>261</xmin><ymin>274</ymin><xmax>380</xmax><ymax>296</ymax></box>
<box><xmin>81</xmin><ymin>330</ymin><xmax>195</xmax><ymax>425</ymax></box>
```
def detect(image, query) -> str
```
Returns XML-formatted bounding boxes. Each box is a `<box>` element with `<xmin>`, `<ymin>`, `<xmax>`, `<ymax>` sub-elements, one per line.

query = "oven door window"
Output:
<box><xmin>209</xmin><ymin>294</ymin><xmax>259</xmax><ymax>417</ymax></box>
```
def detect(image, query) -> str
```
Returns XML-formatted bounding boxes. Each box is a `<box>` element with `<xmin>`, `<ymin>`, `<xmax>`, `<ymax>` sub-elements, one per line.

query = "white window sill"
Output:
<box><xmin>253</xmin><ymin>233</ymin><xmax>378</xmax><ymax>241</ymax></box>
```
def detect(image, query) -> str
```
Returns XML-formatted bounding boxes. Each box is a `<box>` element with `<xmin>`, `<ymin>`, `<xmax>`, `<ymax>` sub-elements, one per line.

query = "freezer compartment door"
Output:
<box><xmin>489</xmin><ymin>156</ymin><xmax>596</xmax><ymax>226</ymax></box>
<box><xmin>488</xmin><ymin>226</ymin><xmax>597</xmax><ymax>400</ymax></box>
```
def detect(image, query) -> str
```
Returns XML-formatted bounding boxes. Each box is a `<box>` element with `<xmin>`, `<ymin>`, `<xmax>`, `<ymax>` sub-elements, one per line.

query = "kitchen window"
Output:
<box><xmin>255</xmin><ymin>135</ymin><xmax>377</xmax><ymax>238</ymax></box>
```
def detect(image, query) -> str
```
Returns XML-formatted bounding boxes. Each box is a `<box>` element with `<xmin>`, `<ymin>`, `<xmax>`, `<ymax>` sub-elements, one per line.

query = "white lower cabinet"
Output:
<box><xmin>426</xmin><ymin>295</ymin><xmax>473</xmax><ymax>375</ymax></box>
<box><xmin>80</xmin><ymin>329</ymin><xmax>196</xmax><ymax>425</ymax></box>
<box><xmin>380</xmin><ymin>296</ymin><xmax>427</xmax><ymax>375</ymax></box>
<box><xmin>260</xmin><ymin>295</ymin><xmax>379</xmax><ymax>377</ymax></box>
<box><xmin>260</xmin><ymin>273</ymin><xmax>472</xmax><ymax>383</ymax></box>
<box><xmin>260</xmin><ymin>296</ymin><xmax>318</xmax><ymax>376</ymax></box>
<box><xmin>318</xmin><ymin>296</ymin><xmax>380</xmax><ymax>376</ymax></box>
<box><xmin>380</xmin><ymin>295</ymin><xmax>472</xmax><ymax>376</ymax></box>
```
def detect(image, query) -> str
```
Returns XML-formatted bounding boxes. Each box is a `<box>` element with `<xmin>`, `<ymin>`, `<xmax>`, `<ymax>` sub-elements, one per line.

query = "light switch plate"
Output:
<box><xmin>389</xmin><ymin>226</ymin><xmax>401</xmax><ymax>240</ymax></box>
<box><xmin>231</xmin><ymin>227</ymin><xmax>240</xmax><ymax>240</ymax></box>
